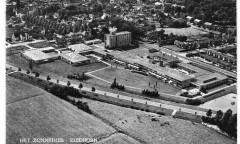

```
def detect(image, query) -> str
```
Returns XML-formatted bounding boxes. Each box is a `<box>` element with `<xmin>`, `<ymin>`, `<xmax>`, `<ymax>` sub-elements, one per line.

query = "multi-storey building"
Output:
<box><xmin>104</xmin><ymin>31</ymin><xmax>131</xmax><ymax>49</ymax></box>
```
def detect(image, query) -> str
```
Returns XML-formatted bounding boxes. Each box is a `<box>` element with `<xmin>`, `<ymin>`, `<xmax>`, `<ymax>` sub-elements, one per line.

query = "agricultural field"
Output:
<box><xmin>90</xmin><ymin>67</ymin><xmax>180</xmax><ymax>95</ymax></box>
<box><xmin>6</xmin><ymin>76</ymin><xmax>48</xmax><ymax>104</ymax></box>
<box><xmin>84</xmin><ymin>99</ymin><xmax>237</xmax><ymax>144</ymax></box>
<box><xmin>157</xmin><ymin>27</ymin><xmax>207</xmax><ymax>36</ymax></box>
<box><xmin>6</xmin><ymin>53</ymin><xmax>108</xmax><ymax>80</ymax></box>
<box><xmin>27</xmin><ymin>41</ymin><xmax>53</xmax><ymax>48</ymax></box>
<box><xmin>6</xmin><ymin>77</ymin><xmax>116</xmax><ymax>144</ymax></box>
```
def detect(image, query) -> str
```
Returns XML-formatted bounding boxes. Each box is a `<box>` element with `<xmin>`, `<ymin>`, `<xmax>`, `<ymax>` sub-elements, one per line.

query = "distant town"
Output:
<box><xmin>6</xmin><ymin>0</ymin><xmax>237</xmax><ymax>143</ymax></box>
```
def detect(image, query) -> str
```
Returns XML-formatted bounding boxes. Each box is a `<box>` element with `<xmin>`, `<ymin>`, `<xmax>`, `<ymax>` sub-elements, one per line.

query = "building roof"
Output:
<box><xmin>84</xmin><ymin>39</ymin><xmax>102</xmax><ymax>44</ymax></box>
<box><xmin>192</xmin><ymin>72</ymin><xmax>228</xmax><ymax>86</ymax></box>
<box><xmin>68</xmin><ymin>43</ymin><xmax>94</xmax><ymax>53</ymax></box>
<box><xmin>105</xmin><ymin>31</ymin><xmax>131</xmax><ymax>37</ymax></box>
<box><xmin>178</xmin><ymin>63</ymin><xmax>210</xmax><ymax>74</ymax></box>
<box><xmin>109</xmin><ymin>50</ymin><xmax>192</xmax><ymax>82</ymax></box>
<box><xmin>60</xmin><ymin>52</ymin><xmax>89</xmax><ymax>63</ymax></box>
<box><xmin>204</xmin><ymin>22</ymin><xmax>212</xmax><ymax>26</ymax></box>
<box><xmin>23</xmin><ymin>50</ymin><xmax>58</xmax><ymax>61</ymax></box>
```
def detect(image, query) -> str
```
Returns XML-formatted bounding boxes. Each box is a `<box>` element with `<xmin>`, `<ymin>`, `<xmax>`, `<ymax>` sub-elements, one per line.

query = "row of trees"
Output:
<box><xmin>203</xmin><ymin>109</ymin><xmax>237</xmax><ymax>138</ymax></box>
<box><xmin>49</xmin><ymin>84</ymin><xmax>91</xmax><ymax>113</ymax></box>
<box><xmin>142</xmin><ymin>89</ymin><xmax>159</xmax><ymax>98</ymax></box>
<box><xmin>67</xmin><ymin>72</ymin><xmax>90</xmax><ymax>81</ymax></box>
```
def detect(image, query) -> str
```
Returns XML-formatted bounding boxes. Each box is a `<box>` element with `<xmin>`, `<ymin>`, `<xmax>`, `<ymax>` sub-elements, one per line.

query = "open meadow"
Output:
<box><xmin>83</xmin><ymin>99</ymin><xmax>237</xmax><ymax>144</ymax></box>
<box><xmin>6</xmin><ymin>76</ymin><xmax>116</xmax><ymax>144</ymax></box>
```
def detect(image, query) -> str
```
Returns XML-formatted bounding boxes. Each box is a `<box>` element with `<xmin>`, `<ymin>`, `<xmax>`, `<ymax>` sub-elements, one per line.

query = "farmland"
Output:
<box><xmin>6</xmin><ymin>76</ymin><xmax>116</xmax><ymax>144</ymax></box>
<box><xmin>84</xmin><ymin>99</ymin><xmax>237</xmax><ymax>144</ymax></box>
<box><xmin>90</xmin><ymin>67</ymin><xmax>180</xmax><ymax>95</ymax></box>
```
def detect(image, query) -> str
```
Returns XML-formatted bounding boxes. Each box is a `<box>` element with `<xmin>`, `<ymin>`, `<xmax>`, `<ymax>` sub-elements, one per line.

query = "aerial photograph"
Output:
<box><xmin>6</xmin><ymin>0</ymin><xmax>237</xmax><ymax>143</ymax></box>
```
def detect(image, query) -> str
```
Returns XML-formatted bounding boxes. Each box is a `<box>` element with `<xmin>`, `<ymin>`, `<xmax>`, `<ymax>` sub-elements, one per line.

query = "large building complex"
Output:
<box><xmin>177</xmin><ymin>63</ymin><xmax>228</xmax><ymax>90</ymax></box>
<box><xmin>107</xmin><ymin>50</ymin><xmax>193</xmax><ymax>88</ymax></box>
<box><xmin>104</xmin><ymin>31</ymin><xmax>131</xmax><ymax>49</ymax></box>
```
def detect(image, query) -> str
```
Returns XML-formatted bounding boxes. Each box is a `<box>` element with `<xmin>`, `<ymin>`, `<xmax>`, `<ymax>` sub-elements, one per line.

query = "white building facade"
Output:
<box><xmin>104</xmin><ymin>31</ymin><xmax>131</xmax><ymax>49</ymax></box>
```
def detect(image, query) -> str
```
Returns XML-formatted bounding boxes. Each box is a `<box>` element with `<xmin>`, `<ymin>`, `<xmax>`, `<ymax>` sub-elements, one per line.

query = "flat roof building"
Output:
<box><xmin>108</xmin><ymin>50</ymin><xmax>193</xmax><ymax>88</ymax></box>
<box><xmin>177</xmin><ymin>63</ymin><xmax>228</xmax><ymax>89</ymax></box>
<box><xmin>68</xmin><ymin>43</ymin><xmax>94</xmax><ymax>54</ymax></box>
<box><xmin>22</xmin><ymin>50</ymin><xmax>59</xmax><ymax>64</ymax></box>
<box><xmin>60</xmin><ymin>52</ymin><xmax>90</xmax><ymax>66</ymax></box>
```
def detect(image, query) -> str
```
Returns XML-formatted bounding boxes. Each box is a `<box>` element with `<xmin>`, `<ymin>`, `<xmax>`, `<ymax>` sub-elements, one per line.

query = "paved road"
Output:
<box><xmin>6</xmin><ymin>64</ymin><xmax>212</xmax><ymax>117</ymax></box>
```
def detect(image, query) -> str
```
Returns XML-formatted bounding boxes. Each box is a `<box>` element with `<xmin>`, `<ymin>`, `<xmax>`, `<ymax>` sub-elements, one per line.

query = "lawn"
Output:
<box><xmin>157</xmin><ymin>27</ymin><xmax>207</xmax><ymax>36</ymax></box>
<box><xmin>6</xmin><ymin>45</ymin><xmax>29</xmax><ymax>55</ymax></box>
<box><xmin>6</xmin><ymin>54</ymin><xmax>108</xmax><ymax>80</ymax></box>
<box><xmin>84</xmin><ymin>99</ymin><xmax>237</xmax><ymax>144</ymax></box>
<box><xmin>90</xmin><ymin>67</ymin><xmax>180</xmax><ymax>95</ymax></box>
<box><xmin>6</xmin><ymin>77</ymin><xmax>116</xmax><ymax>144</ymax></box>
<box><xmin>27</xmin><ymin>41</ymin><xmax>53</xmax><ymax>48</ymax></box>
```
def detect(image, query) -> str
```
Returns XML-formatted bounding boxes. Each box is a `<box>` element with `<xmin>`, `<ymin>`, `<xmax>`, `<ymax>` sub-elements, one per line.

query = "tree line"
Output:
<box><xmin>202</xmin><ymin>109</ymin><xmax>237</xmax><ymax>138</ymax></box>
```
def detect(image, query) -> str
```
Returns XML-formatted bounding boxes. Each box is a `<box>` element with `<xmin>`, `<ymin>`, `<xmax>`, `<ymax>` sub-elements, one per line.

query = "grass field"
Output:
<box><xmin>6</xmin><ymin>77</ymin><xmax>116</xmax><ymax>144</ymax></box>
<box><xmin>6</xmin><ymin>54</ymin><xmax>108</xmax><ymax>79</ymax></box>
<box><xmin>84</xmin><ymin>99</ymin><xmax>237</xmax><ymax>144</ymax></box>
<box><xmin>90</xmin><ymin>67</ymin><xmax>180</xmax><ymax>95</ymax></box>
<box><xmin>157</xmin><ymin>27</ymin><xmax>207</xmax><ymax>36</ymax></box>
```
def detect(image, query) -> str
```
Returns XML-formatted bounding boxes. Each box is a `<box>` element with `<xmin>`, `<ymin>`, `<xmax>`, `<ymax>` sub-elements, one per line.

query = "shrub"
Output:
<box><xmin>186</xmin><ymin>99</ymin><xmax>202</xmax><ymax>105</ymax></box>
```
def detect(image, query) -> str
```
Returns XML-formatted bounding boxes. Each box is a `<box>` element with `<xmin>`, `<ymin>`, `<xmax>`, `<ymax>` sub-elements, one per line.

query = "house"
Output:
<box><xmin>194</xmin><ymin>19</ymin><xmax>201</xmax><ymax>26</ymax></box>
<box><xmin>204</xmin><ymin>22</ymin><xmax>212</xmax><ymax>29</ymax></box>
<box><xmin>186</xmin><ymin>16</ymin><xmax>193</xmax><ymax>22</ymax></box>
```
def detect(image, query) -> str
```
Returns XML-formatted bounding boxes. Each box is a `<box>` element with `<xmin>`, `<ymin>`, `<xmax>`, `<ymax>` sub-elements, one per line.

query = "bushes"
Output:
<box><xmin>110</xmin><ymin>79</ymin><xmax>125</xmax><ymax>91</ymax></box>
<box><xmin>142</xmin><ymin>89</ymin><xmax>159</xmax><ymax>97</ymax></box>
<box><xmin>49</xmin><ymin>85</ymin><xmax>82</xmax><ymax>99</ymax></box>
<box><xmin>67</xmin><ymin>72</ymin><xmax>90</xmax><ymax>81</ymax></box>
<box><xmin>186</xmin><ymin>98</ymin><xmax>202</xmax><ymax>105</ymax></box>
